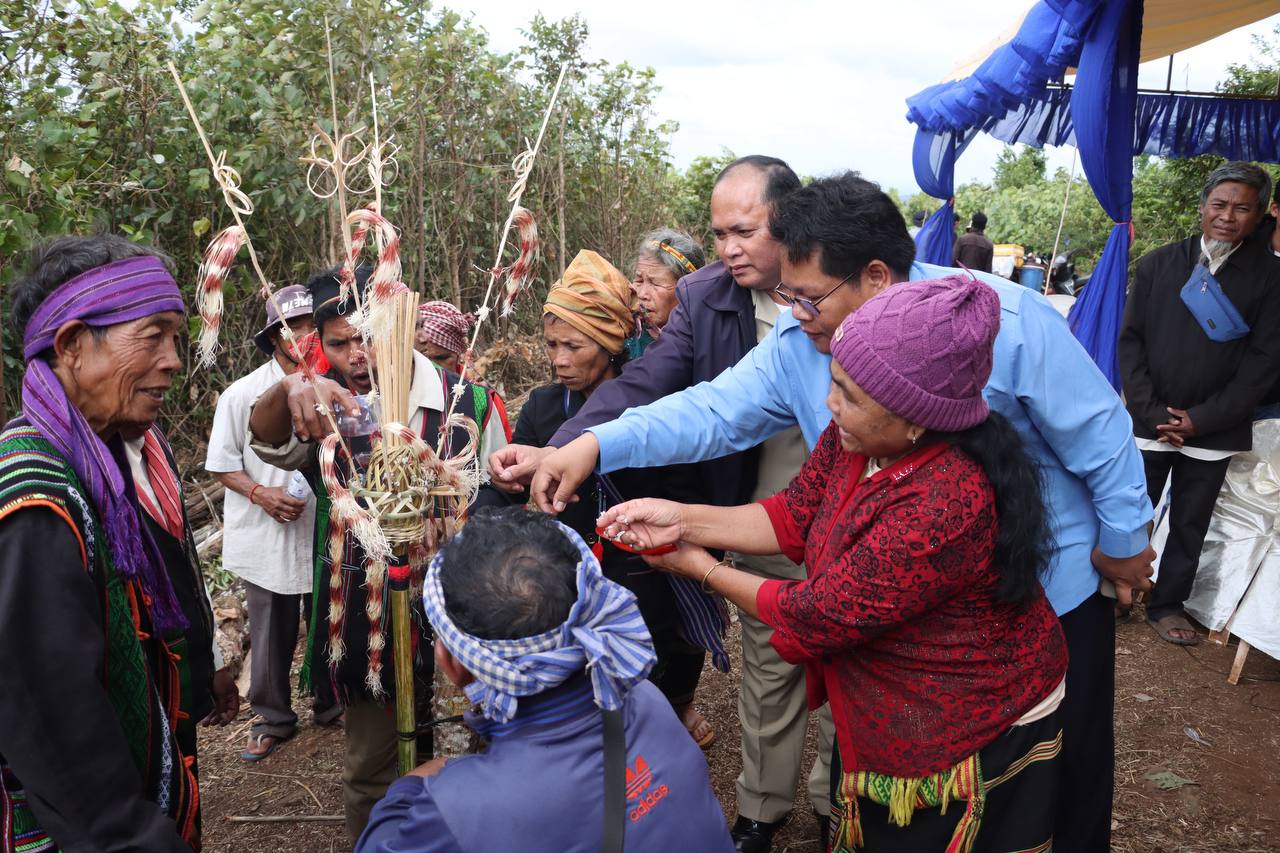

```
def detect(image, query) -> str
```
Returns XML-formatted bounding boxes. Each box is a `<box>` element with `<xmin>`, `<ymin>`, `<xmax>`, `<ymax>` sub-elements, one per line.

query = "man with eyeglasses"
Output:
<box><xmin>531</xmin><ymin>171</ymin><xmax>1156</xmax><ymax>852</ymax></box>
<box><xmin>490</xmin><ymin>155</ymin><xmax>839</xmax><ymax>852</ymax></box>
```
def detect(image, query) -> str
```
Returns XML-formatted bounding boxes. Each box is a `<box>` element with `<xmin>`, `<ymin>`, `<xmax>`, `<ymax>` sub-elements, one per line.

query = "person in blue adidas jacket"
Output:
<box><xmin>356</xmin><ymin>508</ymin><xmax>733</xmax><ymax>853</ymax></box>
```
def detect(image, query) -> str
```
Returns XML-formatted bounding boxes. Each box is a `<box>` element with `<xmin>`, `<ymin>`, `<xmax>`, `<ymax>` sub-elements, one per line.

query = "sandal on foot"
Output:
<box><xmin>241</xmin><ymin>732</ymin><xmax>290</xmax><ymax>762</ymax></box>
<box><xmin>677</xmin><ymin>705</ymin><xmax>716</xmax><ymax>750</ymax></box>
<box><xmin>1147</xmin><ymin>613</ymin><xmax>1201</xmax><ymax>646</ymax></box>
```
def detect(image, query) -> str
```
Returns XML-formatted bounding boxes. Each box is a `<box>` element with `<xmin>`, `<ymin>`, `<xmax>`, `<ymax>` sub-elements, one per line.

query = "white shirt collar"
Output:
<box><xmin>406</xmin><ymin>349</ymin><xmax>446</xmax><ymax>414</ymax></box>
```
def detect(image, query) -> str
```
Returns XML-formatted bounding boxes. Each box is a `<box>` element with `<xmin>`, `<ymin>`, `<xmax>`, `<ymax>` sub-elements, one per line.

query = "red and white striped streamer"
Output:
<box><xmin>194</xmin><ymin>225</ymin><xmax>248</xmax><ymax>367</ymax></box>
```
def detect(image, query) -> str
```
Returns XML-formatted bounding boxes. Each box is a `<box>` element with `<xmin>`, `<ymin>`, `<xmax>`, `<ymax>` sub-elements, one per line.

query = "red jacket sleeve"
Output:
<box><xmin>760</xmin><ymin>461</ymin><xmax>994</xmax><ymax>664</ymax></box>
<box><xmin>759</xmin><ymin>424</ymin><xmax>844</xmax><ymax>564</ymax></box>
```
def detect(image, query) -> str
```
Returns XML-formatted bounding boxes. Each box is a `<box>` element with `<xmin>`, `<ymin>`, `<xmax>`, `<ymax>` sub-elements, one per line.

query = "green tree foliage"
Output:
<box><xmin>0</xmin><ymin>0</ymin><xmax>695</xmax><ymax>461</ymax></box>
<box><xmin>991</xmin><ymin>146</ymin><xmax>1046</xmax><ymax>193</ymax></box>
<box><xmin>948</xmin><ymin>146</ymin><xmax>1115</xmax><ymax>270</ymax></box>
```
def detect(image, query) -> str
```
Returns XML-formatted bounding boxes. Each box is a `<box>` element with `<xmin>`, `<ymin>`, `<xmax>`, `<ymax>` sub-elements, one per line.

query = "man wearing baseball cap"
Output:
<box><xmin>205</xmin><ymin>285</ymin><xmax>341</xmax><ymax>761</ymax></box>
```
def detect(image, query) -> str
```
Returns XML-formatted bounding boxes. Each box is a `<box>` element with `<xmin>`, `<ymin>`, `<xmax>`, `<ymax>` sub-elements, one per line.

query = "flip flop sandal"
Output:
<box><xmin>1146</xmin><ymin>614</ymin><xmax>1201</xmax><ymax>646</ymax></box>
<box><xmin>679</xmin><ymin>706</ymin><xmax>717</xmax><ymax>750</ymax></box>
<box><xmin>241</xmin><ymin>732</ymin><xmax>291</xmax><ymax>762</ymax></box>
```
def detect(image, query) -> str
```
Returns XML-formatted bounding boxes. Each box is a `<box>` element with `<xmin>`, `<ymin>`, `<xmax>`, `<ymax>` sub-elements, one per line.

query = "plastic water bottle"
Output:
<box><xmin>286</xmin><ymin>470</ymin><xmax>309</xmax><ymax>500</ymax></box>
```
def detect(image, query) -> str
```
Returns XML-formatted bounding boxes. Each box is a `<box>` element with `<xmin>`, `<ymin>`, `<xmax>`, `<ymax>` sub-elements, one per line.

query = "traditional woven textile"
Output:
<box><xmin>423</xmin><ymin>520</ymin><xmax>655</xmax><ymax>723</ymax></box>
<box><xmin>831</xmin><ymin>727</ymin><xmax>1063</xmax><ymax>853</ymax></box>
<box><xmin>593</xmin><ymin>470</ymin><xmax>729</xmax><ymax>672</ymax></box>
<box><xmin>417</xmin><ymin>300</ymin><xmax>472</xmax><ymax>356</ymax></box>
<box><xmin>0</xmin><ymin>766</ymin><xmax>55</xmax><ymax>853</ymax></box>
<box><xmin>542</xmin><ymin>250</ymin><xmax>634</xmax><ymax>355</ymax></box>
<box><xmin>835</xmin><ymin>754</ymin><xmax>985</xmax><ymax>853</ymax></box>
<box><xmin>135</xmin><ymin>429</ymin><xmax>184</xmax><ymax>540</ymax></box>
<box><xmin>19</xmin><ymin>255</ymin><xmax>186</xmax><ymax>629</ymax></box>
<box><xmin>0</xmin><ymin>425</ymin><xmax>199</xmax><ymax>850</ymax></box>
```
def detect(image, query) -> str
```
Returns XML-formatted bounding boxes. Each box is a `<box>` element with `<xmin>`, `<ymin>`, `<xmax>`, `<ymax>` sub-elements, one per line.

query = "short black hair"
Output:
<box><xmin>714</xmin><ymin>155</ymin><xmax>801</xmax><ymax>211</ymax></box>
<box><xmin>308</xmin><ymin>263</ymin><xmax>374</xmax><ymax>335</ymax></box>
<box><xmin>436</xmin><ymin>507</ymin><xmax>580</xmax><ymax>640</ymax></box>
<box><xmin>769</xmin><ymin>171</ymin><xmax>916</xmax><ymax>279</ymax></box>
<box><xmin>971</xmin><ymin>211</ymin><xmax>988</xmax><ymax>231</ymax></box>
<box><xmin>10</xmin><ymin>235</ymin><xmax>172</xmax><ymax>359</ymax></box>
<box><xmin>912</xmin><ymin>210</ymin><xmax>927</xmax><ymax>225</ymax></box>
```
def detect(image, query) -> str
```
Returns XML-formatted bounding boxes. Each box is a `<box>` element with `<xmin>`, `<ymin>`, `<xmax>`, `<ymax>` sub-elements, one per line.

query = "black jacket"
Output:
<box><xmin>1119</xmin><ymin>235</ymin><xmax>1280</xmax><ymax>451</ymax></box>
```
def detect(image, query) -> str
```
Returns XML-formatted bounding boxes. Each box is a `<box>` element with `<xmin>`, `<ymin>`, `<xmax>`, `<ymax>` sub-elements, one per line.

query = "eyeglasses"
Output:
<box><xmin>774</xmin><ymin>269</ymin><xmax>859</xmax><ymax>317</ymax></box>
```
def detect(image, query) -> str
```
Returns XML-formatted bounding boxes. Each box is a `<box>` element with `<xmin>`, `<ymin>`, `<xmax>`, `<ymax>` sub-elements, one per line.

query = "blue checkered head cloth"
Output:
<box><xmin>423</xmin><ymin>519</ymin><xmax>656</xmax><ymax>723</ymax></box>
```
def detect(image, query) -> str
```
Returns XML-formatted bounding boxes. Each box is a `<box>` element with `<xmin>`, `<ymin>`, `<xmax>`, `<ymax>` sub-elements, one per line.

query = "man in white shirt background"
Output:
<box><xmin>206</xmin><ymin>285</ymin><xmax>340</xmax><ymax>760</ymax></box>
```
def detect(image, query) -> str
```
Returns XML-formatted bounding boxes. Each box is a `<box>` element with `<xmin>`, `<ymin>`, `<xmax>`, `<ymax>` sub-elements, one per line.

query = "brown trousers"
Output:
<box><xmin>342</xmin><ymin>698</ymin><xmax>398</xmax><ymax>841</ymax></box>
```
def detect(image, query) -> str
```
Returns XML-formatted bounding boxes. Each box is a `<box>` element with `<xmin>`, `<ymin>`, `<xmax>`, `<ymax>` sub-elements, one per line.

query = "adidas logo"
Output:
<box><xmin>625</xmin><ymin>757</ymin><xmax>653</xmax><ymax>799</ymax></box>
<box><xmin>626</xmin><ymin>756</ymin><xmax>669</xmax><ymax>822</ymax></box>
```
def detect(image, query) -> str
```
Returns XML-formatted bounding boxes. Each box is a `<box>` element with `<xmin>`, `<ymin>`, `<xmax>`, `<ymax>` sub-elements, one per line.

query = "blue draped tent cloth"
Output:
<box><xmin>904</xmin><ymin>0</ymin><xmax>1280</xmax><ymax>389</ymax></box>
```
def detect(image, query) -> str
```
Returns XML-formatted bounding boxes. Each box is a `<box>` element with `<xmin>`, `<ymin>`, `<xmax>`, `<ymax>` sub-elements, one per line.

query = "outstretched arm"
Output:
<box><xmin>597</xmin><ymin>499</ymin><xmax>780</xmax><ymax>556</ymax></box>
<box><xmin>249</xmin><ymin>373</ymin><xmax>359</xmax><ymax>445</ymax></box>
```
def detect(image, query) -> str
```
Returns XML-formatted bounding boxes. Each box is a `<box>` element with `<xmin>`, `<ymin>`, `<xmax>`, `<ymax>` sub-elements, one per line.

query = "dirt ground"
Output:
<box><xmin>198</xmin><ymin>604</ymin><xmax>1280</xmax><ymax>853</ymax></box>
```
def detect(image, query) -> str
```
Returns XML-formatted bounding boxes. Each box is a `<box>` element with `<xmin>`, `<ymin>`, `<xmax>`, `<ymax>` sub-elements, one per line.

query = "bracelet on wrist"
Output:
<box><xmin>701</xmin><ymin>557</ymin><xmax>734</xmax><ymax>593</ymax></box>
<box><xmin>248</xmin><ymin>484</ymin><xmax>263</xmax><ymax>506</ymax></box>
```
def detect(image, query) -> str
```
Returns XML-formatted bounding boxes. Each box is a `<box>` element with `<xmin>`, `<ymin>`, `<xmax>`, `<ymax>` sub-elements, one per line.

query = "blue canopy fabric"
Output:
<box><xmin>1134</xmin><ymin>94</ymin><xmax>1280</xmax><ymax>161</ymax></box>
<box><xmin>912</xmin><ymin>129</ymin><xmax>977</xmax><ymax>265</ymax></box>
<box><xmin>907</xmin><ymin>0</ymin><xmax>1280</xmax><ymax>388</ymax></box>
<box><xmin>906</xmin><ymin>0</ymin><xmax>1105</xmax><ymax>136</ymax></box>
<box><xmin>1064</xmin><ymin>0</ymin><xmax>1144</xmax><ymax>389</ymax></box>
<box><xmin>940</xmin><ymin>78</ymin><xmax>1280</xmax><ymax>163</ymax></box>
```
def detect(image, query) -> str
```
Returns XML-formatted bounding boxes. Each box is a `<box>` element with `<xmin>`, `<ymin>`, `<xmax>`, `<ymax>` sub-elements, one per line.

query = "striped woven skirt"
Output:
<box><xmin>1</xmin><ymin>765</ymin><xmax>57</xmax><ymax>853</ymax></box>
<box><xmin>830</xmin><ymin>712</ymin><xmax>1062</xmax><ymax>853</ymax></box>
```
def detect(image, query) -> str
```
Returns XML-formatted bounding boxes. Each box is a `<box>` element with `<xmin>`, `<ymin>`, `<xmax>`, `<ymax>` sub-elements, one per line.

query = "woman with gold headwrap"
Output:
<box><xmin>476</xmin><ymin>250</ymin><xmax>728</xmax><ymax>749</ymax></box>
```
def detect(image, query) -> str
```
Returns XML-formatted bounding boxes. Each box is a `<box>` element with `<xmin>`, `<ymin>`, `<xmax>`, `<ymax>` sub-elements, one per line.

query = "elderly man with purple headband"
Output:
<box><xmin>0</xmin><ymin>235</ymin><xmax>202</xmax><ymax>852</ymax></box>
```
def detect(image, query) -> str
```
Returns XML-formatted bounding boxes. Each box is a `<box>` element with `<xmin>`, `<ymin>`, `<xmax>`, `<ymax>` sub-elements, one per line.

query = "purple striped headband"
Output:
<box><xmin>23</xmin><ymin>255</ymin><xmax>185</xmax><ymax>358</ymax></box>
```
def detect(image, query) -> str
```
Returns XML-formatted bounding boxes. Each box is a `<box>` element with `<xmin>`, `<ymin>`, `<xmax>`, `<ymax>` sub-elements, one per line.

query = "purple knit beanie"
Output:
<box><xmin>829</xmin><ymin>274</ymin><xmax>1000</xmax><ymax>432</ymax></box>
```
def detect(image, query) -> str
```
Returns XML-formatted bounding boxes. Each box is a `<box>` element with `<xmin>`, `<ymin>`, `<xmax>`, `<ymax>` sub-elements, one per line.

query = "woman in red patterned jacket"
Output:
<box><xmin>599</xmin><ymin>274</ymin><xmax>1068</xmax><ymax>853</ymax></box>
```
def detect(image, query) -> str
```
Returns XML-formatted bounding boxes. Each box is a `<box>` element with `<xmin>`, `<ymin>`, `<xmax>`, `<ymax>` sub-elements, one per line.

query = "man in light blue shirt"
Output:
<box><xmin>530</xmin><ymin>173</ymin><xmax>1154</xmax><ymax>851</ymax></box>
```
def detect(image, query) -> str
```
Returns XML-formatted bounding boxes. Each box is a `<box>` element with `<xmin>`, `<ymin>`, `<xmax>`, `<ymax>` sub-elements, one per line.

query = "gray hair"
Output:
<box><xmin>1200</xmin><ymin>161</ymin><xmax>1273</xmax><ymax>210</ymax></box>
<box><xmin>634</xmin><ymin>228</ymin><xmax>706</xmax><ymax>281</ymax></box>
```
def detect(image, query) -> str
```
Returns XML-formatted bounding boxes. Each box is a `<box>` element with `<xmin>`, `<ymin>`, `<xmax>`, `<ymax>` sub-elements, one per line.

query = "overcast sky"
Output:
<box><xmin>465</xmin><ymin>1</ymin><xmax>1280</xmax><ymax>195</ymax></box>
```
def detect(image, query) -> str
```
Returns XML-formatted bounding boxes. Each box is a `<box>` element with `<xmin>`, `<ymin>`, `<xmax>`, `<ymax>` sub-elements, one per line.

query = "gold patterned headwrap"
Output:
<box><xmin>649</xmin><ymin>240</ymin><xmax>697</xmax><ymax>274</ymax></box>
<box><xmin>543</xmin><ymin>250</ymin><xmax>634</xmax><ymax>355</ymax></box>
